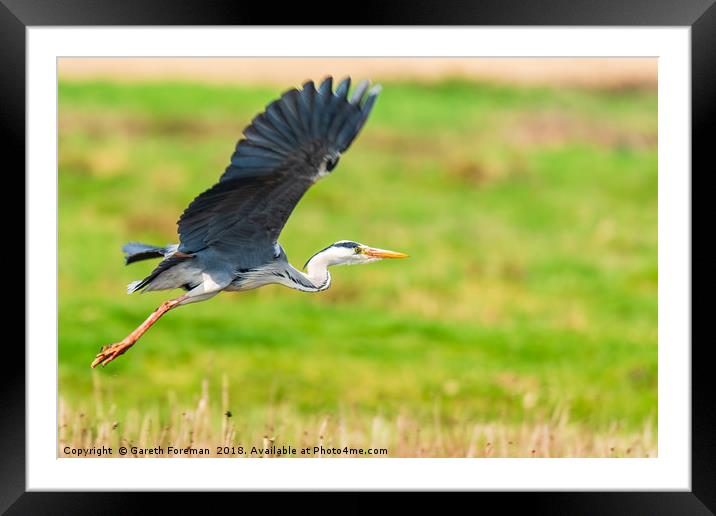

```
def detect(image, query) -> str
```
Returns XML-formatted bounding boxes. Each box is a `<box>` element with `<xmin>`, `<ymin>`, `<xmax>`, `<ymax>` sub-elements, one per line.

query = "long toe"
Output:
<box><xmin>91</xmin><ymin>342</ymin><xmax>129</xmax><ymax>368</ymax></box>
<box><xmin>90</xmin><ymin>353</ymin><xmax>105</xmax><ymax>368</ymax></box>
<box><xmin>101</xmin><ymin>348</ymin><xmax>124</xmax><ymax>367</ymax></box>
<box><xmin>91</xmin><ymin>348</ymin><xmax>112</xmax><ymax>368</ymax></box>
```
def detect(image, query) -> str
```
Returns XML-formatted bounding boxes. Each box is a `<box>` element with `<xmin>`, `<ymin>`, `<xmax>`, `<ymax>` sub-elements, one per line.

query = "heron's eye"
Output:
<box><xmin>354</xmin><ymin>247</ymin><xmax>362</xmax><ymax>254</ymax></box>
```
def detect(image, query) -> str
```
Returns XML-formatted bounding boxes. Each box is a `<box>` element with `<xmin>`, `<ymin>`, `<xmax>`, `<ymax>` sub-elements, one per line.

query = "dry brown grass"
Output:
<box><xmin>57</xmin><ymin>57</ymin><xmax>657</xmax><ymax>90</ymax></box>
<box><xmin>58</xmin><ymin>377</ymin><xmax>656</xmax><ymax>458</ymax></box>
<box><xmin>59</xmin><ymin>112</ymin><xmax>246</xmax><ymax>140</ymax></box>
<box><xmin>499</xmin><ymin>111</ymin><xmax>658</xmax><ymax>151</ymax></box>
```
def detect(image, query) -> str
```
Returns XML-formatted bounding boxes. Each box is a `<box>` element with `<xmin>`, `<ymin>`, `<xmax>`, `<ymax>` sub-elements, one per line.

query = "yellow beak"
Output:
<box><xmin>360</xmin><ymin>246</ymin><xmax>409</xmax><ymax>259</ymax></box>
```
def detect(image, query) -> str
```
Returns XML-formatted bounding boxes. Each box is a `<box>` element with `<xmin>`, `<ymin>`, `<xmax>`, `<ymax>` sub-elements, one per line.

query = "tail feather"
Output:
<box><xmin>127</xmin><ymin>251</ymin><xmax>194</xmax><ymax>294</ymax></box>
<box><xmin>123</xmin><ymin>242</ymin><xmax>184</xmax><ymax>294</ymax></box>
<box><xmin>122</xmin><ymin>242</ymin><xmax>178</xmax><ymax>265</ymax></box>
<box><xmin>126</xmin><ymin>280</ymin><xmax>143</xmax><ymax>294</ymax></box>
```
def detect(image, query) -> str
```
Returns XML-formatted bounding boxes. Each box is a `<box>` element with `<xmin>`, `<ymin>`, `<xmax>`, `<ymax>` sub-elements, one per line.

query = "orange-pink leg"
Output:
<box><xmin>91</xmin><ymin>294</ymin><xmax>188</xmax><ymax>368</ymax></box>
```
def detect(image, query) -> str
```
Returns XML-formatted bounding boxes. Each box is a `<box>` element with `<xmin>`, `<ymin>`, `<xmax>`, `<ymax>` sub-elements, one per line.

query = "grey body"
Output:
<box><xmin>124</xmin><ymin>77</ymin><xmax>379</xmax><ymax>305</ymax></box>
<box><xmin>129</xmin><ymin>242</ymin><xmax>324</xmax><ymax>297</ymax></box>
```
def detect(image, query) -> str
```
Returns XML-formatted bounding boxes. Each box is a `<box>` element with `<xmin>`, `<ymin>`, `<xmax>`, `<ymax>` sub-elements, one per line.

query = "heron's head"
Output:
<box><xmin>304</xmin><ymin>240</ymin><xmax>408</xmax><ymax>269</ymax></box>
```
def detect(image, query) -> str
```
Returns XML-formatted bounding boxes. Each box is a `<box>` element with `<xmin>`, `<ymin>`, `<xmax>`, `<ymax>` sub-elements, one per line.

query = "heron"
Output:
<box><xmin>91</xmin><ymin>76</ymin><xmax>408</xmax><ymax>368</ymax></box>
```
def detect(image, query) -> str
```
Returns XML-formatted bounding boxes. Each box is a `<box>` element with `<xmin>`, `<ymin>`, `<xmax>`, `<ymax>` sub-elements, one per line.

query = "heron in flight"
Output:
<box><xmin>92</xmin><ymin>76</ymin><xmax>407</xmax><ymax>368</ymax></box>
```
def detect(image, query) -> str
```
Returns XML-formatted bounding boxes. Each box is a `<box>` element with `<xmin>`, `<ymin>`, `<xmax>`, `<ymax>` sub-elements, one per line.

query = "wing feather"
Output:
<box><xmin>176</xmin><ymin>76</ymin><xmax>380</xmax><ymax>267</ymax></box>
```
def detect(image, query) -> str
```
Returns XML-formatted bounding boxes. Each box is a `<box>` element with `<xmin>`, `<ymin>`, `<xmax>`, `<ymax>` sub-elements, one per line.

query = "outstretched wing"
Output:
<box><xmin>176</xmin><ymin>77</ymin><xmax>380</xmax><ymax>268</ymax></box>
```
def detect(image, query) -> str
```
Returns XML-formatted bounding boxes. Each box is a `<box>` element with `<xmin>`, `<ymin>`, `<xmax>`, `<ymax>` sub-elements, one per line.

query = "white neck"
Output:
<box><xmin>286</xmin><ymin>251</ymin><xmax>333</xmax><ymax>292</ymax></box>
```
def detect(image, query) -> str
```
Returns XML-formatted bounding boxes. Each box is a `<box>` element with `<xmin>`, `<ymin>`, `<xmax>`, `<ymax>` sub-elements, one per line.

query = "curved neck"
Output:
<box><xmin>287</xmin><ymin>253</ymin><xmax>333</xmax><ymax>292</ymax></box>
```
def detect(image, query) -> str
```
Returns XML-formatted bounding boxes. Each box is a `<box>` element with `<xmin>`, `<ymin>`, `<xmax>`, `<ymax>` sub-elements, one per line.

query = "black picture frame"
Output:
<box><xmin>3</xmin><ymin>0</ymin><xmax>708</xmax><ymax>512</ymax></box>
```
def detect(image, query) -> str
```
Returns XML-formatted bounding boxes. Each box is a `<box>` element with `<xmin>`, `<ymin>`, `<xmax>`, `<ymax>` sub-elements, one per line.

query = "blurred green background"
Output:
<box><xmin>58</xmin><ymin>75</ymin><xmax>657</xmax><ymax>443</ymax></box>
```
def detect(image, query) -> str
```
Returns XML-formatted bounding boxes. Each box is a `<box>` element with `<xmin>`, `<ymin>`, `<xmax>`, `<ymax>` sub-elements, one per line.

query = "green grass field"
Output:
<box><xmin>58</xmin><ymin>78</ymin><xmax>657</xmax><ymax>457</ymax></box>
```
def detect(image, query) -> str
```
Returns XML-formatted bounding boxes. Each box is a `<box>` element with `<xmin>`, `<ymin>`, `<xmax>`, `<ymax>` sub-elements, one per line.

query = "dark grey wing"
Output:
<box><xmin>176</xmin><ymin>76</ymin><xmax>380</xmax><ymax>268</ymax></box>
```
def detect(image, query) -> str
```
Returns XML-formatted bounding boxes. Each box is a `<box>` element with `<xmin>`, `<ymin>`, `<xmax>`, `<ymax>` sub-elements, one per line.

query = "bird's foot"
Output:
<box><xmin>91</xmin><ymin>339</ymin><xmax>135</xmax><ymax>368</ymax></box>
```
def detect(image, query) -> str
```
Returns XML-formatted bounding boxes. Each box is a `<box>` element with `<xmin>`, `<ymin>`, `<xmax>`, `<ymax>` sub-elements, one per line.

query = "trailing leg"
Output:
<box><xmin>91</xmin><ymin>294</ymin><xmax>188</xmax><ymax>368</ymax></box>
